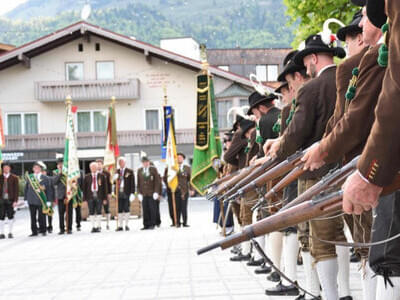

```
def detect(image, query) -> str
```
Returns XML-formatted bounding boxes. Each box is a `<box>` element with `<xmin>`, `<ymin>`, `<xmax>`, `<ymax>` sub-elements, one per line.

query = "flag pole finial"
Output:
<box><xmin>200</xmin><ymin>44</ymin><xmax>209</xmax><ymax>74</ymax></box>
<box><xmin>111</xmin><ymin>96</ymin><xmax>116</xmax><ymax>105</ymax></box>
<box><xmin>163</xmin><ymin>84</ymin><xmax>168</xmax><ymax>106</ymax></box>
<box><xmin>65</xmin><ymin>95</ymin><xmax>72</xmax><ymax>105</ymax></box>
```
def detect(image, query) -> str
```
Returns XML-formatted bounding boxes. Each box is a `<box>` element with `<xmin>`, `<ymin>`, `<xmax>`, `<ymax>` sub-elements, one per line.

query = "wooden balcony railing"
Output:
<box><xmin>4</xmin><ymin>129</ymin><xmax>195</xmax><ymax>151</ymax></box>
<box><xmin>34</xmin><ymin>79</ymin><xmax>140</xmax><ymax>102</ymax></box>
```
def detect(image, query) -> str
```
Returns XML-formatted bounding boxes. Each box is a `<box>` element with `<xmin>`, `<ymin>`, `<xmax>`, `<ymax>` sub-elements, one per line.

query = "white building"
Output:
<box><xmin>0</xmin><ymin>21</ymin><xmax>259</xmax><ymax>174</ymax></box>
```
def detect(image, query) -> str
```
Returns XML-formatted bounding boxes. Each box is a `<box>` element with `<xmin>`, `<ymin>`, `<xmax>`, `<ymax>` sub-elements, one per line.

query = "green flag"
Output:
<box><xmin>191</xmin><ymin>74</ymin><xmax>222</xmax><ymax>195</ymax></box>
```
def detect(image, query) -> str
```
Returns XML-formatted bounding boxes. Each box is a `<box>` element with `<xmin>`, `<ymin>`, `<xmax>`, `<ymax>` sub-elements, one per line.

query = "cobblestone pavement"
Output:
<box><xmin>0</xmin><ymin>199</ymin><xmax>363</xmax><ymax>300</ymax></box>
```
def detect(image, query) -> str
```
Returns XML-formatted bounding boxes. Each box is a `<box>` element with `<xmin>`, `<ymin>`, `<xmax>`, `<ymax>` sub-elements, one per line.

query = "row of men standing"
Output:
<box><xmin>218</xmin><ymin>2</ymin><xmax>398</xmax><ymax>299</ymax></box>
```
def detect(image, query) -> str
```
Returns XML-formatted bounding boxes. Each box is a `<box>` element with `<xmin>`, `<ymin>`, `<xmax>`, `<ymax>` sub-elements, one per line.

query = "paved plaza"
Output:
<box><xmin>0</xmin><ymin>199</ymin><xmax>363</xmax><ymax>300</ymax></box>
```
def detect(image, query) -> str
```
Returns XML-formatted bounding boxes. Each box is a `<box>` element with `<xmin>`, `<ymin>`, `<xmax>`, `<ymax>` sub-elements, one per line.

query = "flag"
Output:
<box><xmin>0</xmin><ymin>108</ymin><xmax>5</xmax><ymax>165</ymax></box>
<box><xmin>62</xmin><ymin>101</ymin><xmax>80</xmax><ymax>202</ymax></box>
<box><xmin>104</xmin><ymin>101</ymin><xmax>119</xmax><ymax>179</ymax></box>
<box><xmin>191</xmin><ymin>74</ymin><xmax>222</xmax><ymax>195</ymax></box>
<box><xmin>161</xmin><ymin>105</ymin><xmax>173</xmax><ymax>161</ymax></box>
<box><xmin>166</xmin><ymin>113</ymin><xmax>179</xmax><ymax>193</ymax></box>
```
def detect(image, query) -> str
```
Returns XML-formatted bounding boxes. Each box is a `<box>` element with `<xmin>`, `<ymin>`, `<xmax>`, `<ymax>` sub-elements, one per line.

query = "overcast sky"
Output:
<box><xmin>0</xmin><ymin>0</ymin><xmax>27</xmax><ymax>15</ymax></box>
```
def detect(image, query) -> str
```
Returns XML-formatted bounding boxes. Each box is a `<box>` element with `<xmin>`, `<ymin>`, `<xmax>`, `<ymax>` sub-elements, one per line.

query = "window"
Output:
<box><xmin>240</xmin><ymin>98</ymin><xmax>248</xmax><ymax>107</ymax></box>
<box><xmin>7</xmin><ymin>113</ymin><xmax>38</xmax><ymax>135</ymax></box>
<box><xmin>255</xmin><ymin>65</ymin><xmax>267</xmax><ymax>81</ymax></box>
<box><xmin>216</xmin><ymin>100</ymin><xmax>233</xmax><ymax>129</ymax></box>
<box><xmin>96</xmin><ymin>61</ymin><xmax>114</xmax><ymax>80</ymax></box>
<box><xmin>218</xmin><ymin>65</ymin><xmax>229</xmax><ymax>71</ymax></box>
<box><xmin>77</xmin><ymin>111</ymin><xmax>107</xmax><ymax>132</ymax></box>
<box><xmin>267</xmin><ymin>65</ymin><xmax>279</xmax><ymax>81</ymax></box>
<box><xmin>66</xmin><ymin>62</ymin><xmax>84</xmax><ymax>81</ymax></box>
<box><xmin>146</xmin><ymin>109</ymin><xmax>160</xmax><ymax>130</ymax></box>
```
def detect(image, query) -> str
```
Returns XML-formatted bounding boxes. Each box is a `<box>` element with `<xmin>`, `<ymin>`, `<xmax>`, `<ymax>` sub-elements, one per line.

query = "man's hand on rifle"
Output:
<box><xmin>302</xmin><ymin>143</ymin><xmax>327</xmax><ymax>171</ymax></box>
<box><xmin>252</xmin><ymin>156</ymin><xmax>269</xmax><ymax>166</ymax></box>
<box><xmin>268</xmin><ymin>140</ymin><xmax>281</xmax><ymax>159</ymax></box>
<box><xmin>342</xmin><ymin>171</ymin><xmax>382</xmax><ymax>215</ymax></box>
<box><xmin>263</xmin><ymin>138</ymin><xmax>279</xmax><ymax>155</ymax></box>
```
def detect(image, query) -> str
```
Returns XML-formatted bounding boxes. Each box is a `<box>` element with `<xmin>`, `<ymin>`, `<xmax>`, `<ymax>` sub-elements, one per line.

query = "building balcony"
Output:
<box><xmin>4</xmin><ymin>129</ymin><xmax>195</xmax><ymax>151</ymax></box>
<box><xmin>34</xmin><ymin>79</ymin><xmax>140</xmax><ymax>102</ymax></box>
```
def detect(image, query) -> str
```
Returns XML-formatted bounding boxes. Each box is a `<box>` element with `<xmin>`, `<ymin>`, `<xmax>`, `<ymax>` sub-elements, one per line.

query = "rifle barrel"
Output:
<box><xmin>198</xmin><ymin>190</ymin><xmax>343</xmax><ymax>255</ymax></box>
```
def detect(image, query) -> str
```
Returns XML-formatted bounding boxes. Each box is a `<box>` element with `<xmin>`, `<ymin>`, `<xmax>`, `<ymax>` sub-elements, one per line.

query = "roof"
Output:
<box><xmin>0</xmin><ymin>21</ymin><xmax>270</xmax><ymax>88</ymax></box>
<box><xmin>215</xmin><ymin>83</ymin><xmax>251</xmax><ymax>98</ymax></box>
<box><xmin>0</xmin><ymin>43</ymin><xmax>15</xmax><ymax>52</ymax></box>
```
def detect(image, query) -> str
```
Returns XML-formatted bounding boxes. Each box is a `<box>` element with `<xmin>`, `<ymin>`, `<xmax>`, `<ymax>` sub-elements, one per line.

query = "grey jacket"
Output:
<box><xmin>24</xmin><ymin>174</ymin><xmax>54</xmax><ymax>206</ymax></box>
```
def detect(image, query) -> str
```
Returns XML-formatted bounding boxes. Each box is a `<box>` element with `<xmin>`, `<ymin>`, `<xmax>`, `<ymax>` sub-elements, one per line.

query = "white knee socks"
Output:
<box><xmin>336</xmin><ymin>246</ymin><xmax>351</xmax><ymax>298</ymax></box>
<box><xmin>269</xmin><ymin>231</ymin><xmax>283</xmax><ymax>269</ymax></box>
<box><xmin>118</xmin><ymin>214</ymin><xmax>123</xmax><ymax>227</ymax></box>
<box><xmin>8</xmin><ymin>218</ymin><xmax>14</xmax><ymax>234</ymax></box>
<box><xmin>96</xmin><ymin>215</ymin><xmax>101</xmax><ymax>228</ymax></box>
<box><xmin>361</xmin><ymin>260</ymin><xmax>377</xmax><ymax>300</ymax></box>
<box><xmin>90</xmin><ymin>215</ymin><xmax>95</xmax><ymax>228</ymax></box>
<box><xmin>0</xmin><ymin>220</ymin><xmax>4</xmax><ymax>234</ymax></box>
<box><xmin>316</xmin><ymin>258</ymin><xmax>339</xmax><ymax>300</ymax></box>
<box><xmin>376</xmin><ymin>276</ymin><xmax>400</xmax><ymax>300</ymax></box>
<box><xmin>282</xmin><ymin>233</ymin><xmax>299</xmax><ymax>284</ymax></box>
<box><xmin>124</xmin><ymin>212</ymin><xmax>129</xmax><ymax>226</ymax></box>
<box><xmin>253</xmin><ymin>235</ymin><xmax>266</xmax><ymax>260</ymax></box>
<box><xmin>106</xmin><ymin>213</ymin><xmax>110</xmax><ymax>226</ymax></box>
<box><xmin>301</xmin><ymin>251</ymin><xmax>321</xmax><ymax>299</ymax></box>
<box><xmin>242</xmin><ymin>240</ymin><xmax>251</xmax><ymax>256</ymax></box>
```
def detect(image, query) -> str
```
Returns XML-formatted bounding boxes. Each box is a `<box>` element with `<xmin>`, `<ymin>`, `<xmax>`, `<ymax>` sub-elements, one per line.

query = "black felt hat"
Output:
<box><xmin>141</xmin><ymin>156</ymin><xmax>150</xmax><ymax>162</ymax></box>
<box><xmin>275</xmin><ymin>82</ymin><xmax>289</xmax><ymax>94</ymax></box>
<box><xmin>351</xmin><ymin>0</ymin><xmax>386</xmax><ymax>28</ymax></box>
<box><xmin>294</xmin><ymin>34</ymin><xmax>346</xmax><ymax>66</ymax></box>
<box><xmin>240</xmin><ymin>119</ymin><xmax>256</xmax><ymax>138</ymax></box>
<box><xmin>337</xmin><ymin>10</ymin><xmax>363</xmax><ymax>41</ymax></box>
<box><xmin>232</xmin><ymin>114</ymin><xmax>244</xmax><ymax>132</ymax></box>
<box><xmin>1</xmin><ymin>162</ymin><xmax>12</xmax><ymax>169</ymax></box>
<box><xmin>277</xmin><ymin>50</ymin><xmax>306</xmax><ymax>82</ymax></box>
<box><xmin>247</xmin><ymin>91</ymin><xmax>278</xmax><ymax>115</ymax></box>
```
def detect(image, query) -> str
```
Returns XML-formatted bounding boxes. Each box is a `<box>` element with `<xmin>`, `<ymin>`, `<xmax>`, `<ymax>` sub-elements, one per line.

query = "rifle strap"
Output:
<box><xmin>251</xmin><ymin>238</ymin><xmax>318</xmax><ymax>299</ymax></box>
<box><xmin>307</xmin><ymin>231</ymin><xmax>400</xmax><ymax>248</ymax></box>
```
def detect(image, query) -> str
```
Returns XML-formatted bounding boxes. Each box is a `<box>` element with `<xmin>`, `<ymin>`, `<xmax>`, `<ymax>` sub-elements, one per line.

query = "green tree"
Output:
<box><xmin>283</xmin><ymin>0</ymin><xmax>359</xmax><ymax>47</ymax></box>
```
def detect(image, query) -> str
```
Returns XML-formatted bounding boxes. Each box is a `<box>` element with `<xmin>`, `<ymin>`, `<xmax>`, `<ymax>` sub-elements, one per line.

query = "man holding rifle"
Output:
<box><xmin>302</xmin><ymin>4</ymin><xmax>384</xmax><ymax>299</ymax></box>
<box><xmin>265</xmin><ymin>32</ymin><xmax>348</xmax><ymax>300</ymax></box>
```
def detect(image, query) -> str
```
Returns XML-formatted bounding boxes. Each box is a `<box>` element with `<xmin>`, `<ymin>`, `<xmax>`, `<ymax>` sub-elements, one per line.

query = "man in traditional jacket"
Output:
<box><xmin>25</xmin><ymin>162</ymin><xmax>53</xmax><ymax>237</ymax></box>
<box><xmin>0</xmin><ymin>162</ymin><xmax>19</xmax><ymax>239</ymax></box>
<box><xmin>137</xmin><ymin>157</ymin><xmax>161</xmax><ymax>230</ymax></box>
<box><xmin>83</xmin><ymin>162</ymin><xmax>107</xmax><ymax>233</ymax></box>
<box><xmin>96</xmin><ymin>159</ymin><xmax>112</xmax><ymax>230</ymax></box>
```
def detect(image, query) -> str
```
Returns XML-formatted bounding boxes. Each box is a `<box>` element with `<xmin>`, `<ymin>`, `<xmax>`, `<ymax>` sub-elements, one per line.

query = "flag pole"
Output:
<box><xmin>65</xmin><ymin>96</ymin><xmax>71</xmax><ymax>233</ymax></box>
<box><xmin>111</xmin><ymin>96</ymin><xmax>119</xmax><ymax>229</ymax></box>
<box><xmin>163</xmin><ymin>86</ymin><xmax>178</xmax><ymax>227</ymax></box>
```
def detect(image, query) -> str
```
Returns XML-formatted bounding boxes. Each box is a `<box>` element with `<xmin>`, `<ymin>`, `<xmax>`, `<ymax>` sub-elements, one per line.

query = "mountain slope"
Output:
<box><xmin>1</xmin><ymin>0</ymin><xmax>294</xmax><ymax>49</ymax></box>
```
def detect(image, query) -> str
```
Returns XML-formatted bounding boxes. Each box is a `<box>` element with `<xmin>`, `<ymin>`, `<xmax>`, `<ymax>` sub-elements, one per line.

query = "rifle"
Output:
<box><xmin>221</xmin><ymin>157</ymin><xmax>280</xmax><ymax>202</ymax></box>
<box><xmin>252</xmin><ymin>162</ymin><xmax>306</xmax><ymax>211</ymax></box>
<box><xmin>198</xmin><ymin>168</ymin><xmax>400</xmax><ymax>255</ymax></box>
<box><xmin>198</xmin><ymin>189</ymin><xmax>344</xmax><ymax>255</ymax></box>
<box><xmin>225</xmin><ymin>150</ymin><xmax>305</xmax><ymax>203</ymax></box>
<box><xmin>202</xmin><ymin>169</ymin><xmax>241</xmax><ymax>191</ymax></box>
<box><xmin>281</xmin><ymin>156</ymin><xmax>359</xmax><ymax>211</ymax></box>
<box><xmin>206</xmin><ymin>163</ymin><xmax>260</xmax><ymax>201</ymax></box>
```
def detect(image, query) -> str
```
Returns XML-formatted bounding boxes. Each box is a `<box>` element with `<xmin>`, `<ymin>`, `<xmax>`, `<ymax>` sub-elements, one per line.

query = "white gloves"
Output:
<box><xmin>113</xmin><ymin>173</ymin><xmax>119</xmax><ymax>181</ymax></box>
<box><xmin>153</xmin><ymin>193</ymin><xmax>159</xmax><ymax>200</ymax></box>
<box><xmin>138</xmin><ymin>194</ymin><xmax>143</xmax><ymax>202</ymax></box>
<box><xmin>129</xmin><ymin>193</ymin><xmax>135</xmax><ymax>202</ymax></box>
<box><xmin>46</xmin><ymin>201</ymin><xmax>51</xmax><ymax>206</ymax></box>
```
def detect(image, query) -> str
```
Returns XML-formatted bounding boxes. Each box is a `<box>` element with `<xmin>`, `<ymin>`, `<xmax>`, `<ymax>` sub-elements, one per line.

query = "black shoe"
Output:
<box><xmin>247</xmin><ymin>257</ymin><xmax>264</xmax><ymax>267</ymax></box>
<box><xmin>58</xmin><ymin>231</ymin><xmax>65</xmax><ymax>235</ymax></box>
<box><xmin>116</xmin><ymin>227</ymin><xmax>123</xmax><ymax>231</ymax></box>
<box><xmin>106</xmin><ymin>225</ymin><xmax>110</xmax><ymax>230</ymax></box>
<box><xmin>47</xmin><ymin>227</ymin><xmax>53</xmax><ymax>234</ymax></box>
<box><xmin>125</xmin><ymin>226</ymin><xmax>130</xmax><ymax>231</ymax></box>
<box><xmin>230</xmin><ymin>253</ymin><xmax>251</xmax><ymax>262</ymax></box>
<box><xmin>77</xmin><ymin>227</ymin><xmax>81</xmax><ymax>231</ymax></box>
<box><xmin>148</xmin><ymin>226</ymin><xmax>155</xmax><ymax>230</ymax></box>
<box><xmin>265</xmin><ymin>282</ymin><xmax>299</xmax><ymax>296</ymax></box>
<box><xmin>255</xmin><ymin>264</ymin><xmax>272</xmax><ymax>274</ymax></box>
<box><xmin>97</xmin><ymin>227</ymin><xmax>101</xmax><ymax>232</ymax></box>
<box><xmin>67</xmin><ymin>231</ymin><xmax>72</xmax><ymax>235</ymax></box>
<box><xmin>267</xmin><ymin>271</ymin><xmax>281</xmax><ymax>282</ymax></box>
<box><xmin>0</xmin><ymin>234</ymin><xmax>5</xmax><ymax>239</ymax></box>
<box><xmin>8</xmin><ymin>233</ymin><xmax>13</xmax><ymax>239</ymax></box>
<box><xmin>156</xmin><ymin>224</ymin><xmax>161</xmax><ymax>228</ymax></box>
<box><xmin>340</xmin><ymin>297</ymin><xmax>353</xmax><ymax>300</ymax></box>
<box><xmin>141</xmin><ymin>227</ymin><xmax>149</xmax><ymax>230</ymax></box>
<box><xmin>29</xmin><ymin>233</ymin><xmax>38</xmax><ymax>237</ymax></box>
<box><xmin>91</xmin><ymin>228</ymin><xmax>97</xmax><ymax>233</ymax></box>
<box><xmin>41</xmin><ymin>232</ymin><xmax>47</xmax><ymax>236</ymax></box>
<box><xmin>294</xmin><ymin>294</ymin><xmax>305</xmax><ymax>300</ymax></box>
<box><xmin>183</xmin><ymin>224</ymin><xmax>190</xmax><ymax>227</ymax></box>
<box><xmin>176</xmin><ymin>224</ymin><xmax>181</xmax><ymax>228</ymax></box>
<box><xmin>170</xmin><ymin>224</ymin><xmax>175</xmax><ymax>227</ymax></box>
